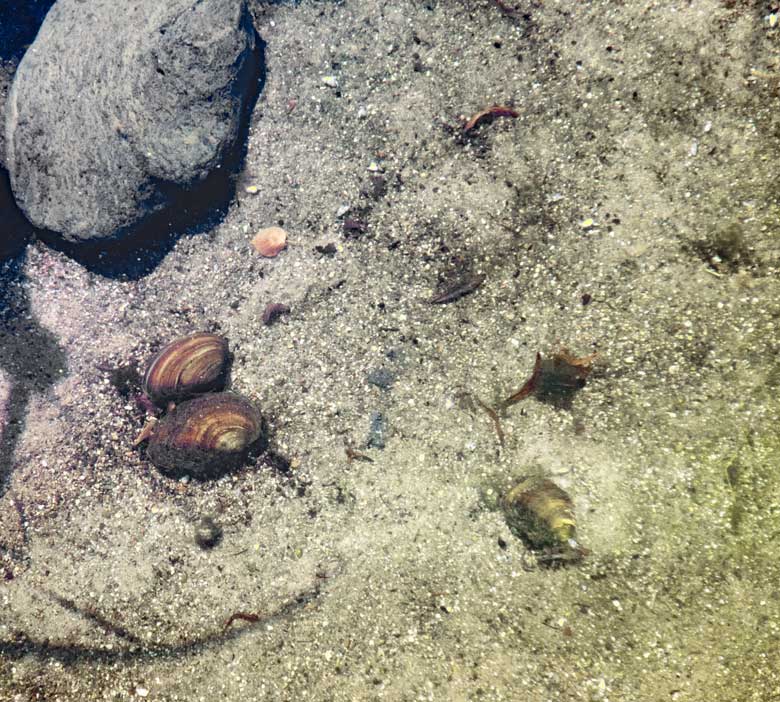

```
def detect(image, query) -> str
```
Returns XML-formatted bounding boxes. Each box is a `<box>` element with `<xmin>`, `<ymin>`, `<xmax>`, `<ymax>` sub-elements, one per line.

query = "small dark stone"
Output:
<box><xmin>194</xmin><ymin>516</ymin><xmax>223</xmax><ymax>549</ymax></box>
<box><xmin>366</xmin><ymin>367</ymin><xmax>395</xmax><ymax>390</ymax></box>
<box><xmin>366</xmin><ymin>410</ymin><xmax>386</xmax><ymax>449</ymax></box>
<box><xmin>315</xmin><ymin>243</ymin><xmax>337</xmax><ymax>256</ymax></box>
<box><xmin>369</xmin><ymin>175</ymin><xmax>387</xmax><ymax>199</ymax></box>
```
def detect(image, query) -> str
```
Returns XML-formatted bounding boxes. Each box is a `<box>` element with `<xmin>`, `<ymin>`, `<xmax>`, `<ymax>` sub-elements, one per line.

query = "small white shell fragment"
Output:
<box><xmin>251</xmin><ymin>226</ymin><xmax>288</xmax><ymax>257</ymax></box>
<box><xmin>336</xmin><ymin>204</ymin><xmax>351</xmax><ymax>218</ymax></box>
<box><xmin>245</xmin><ymin>185</ymin><xmax>259</xmax><ymax>194</ymax></box>
<box><xmin>322</xmin><ymin>75</ymin><xmax>339</xmax><ymax>88</ymax></box>
<box><xmin>689</xmin><ymin>140</ymin><xmax>698</xmax><ymax>157</ymax></box>
<box><xmin>703</xmin><ymin>120</ymin><xmax>712</xmax><ymax>133</ymax></box>
<box><xmin>769</xmin><ymin>13</ymin><xmax>778</xmax><ymax>27</ymax></box>
<box><xmin>136</xmin><ymin>687</ymin><xmax>149</xmax><ymax>698</ymax></box>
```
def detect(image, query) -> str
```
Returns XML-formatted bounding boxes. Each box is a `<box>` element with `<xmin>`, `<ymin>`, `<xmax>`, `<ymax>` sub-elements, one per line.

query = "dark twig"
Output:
<box><xmin>429</xmin><ymin>274</ymin><xmax>486</xmax><ymax>304</ymax></box>
<box><xmin>500</xmin><ymin>352</ymin><xmax>542</xmax><ymax>408</ymax></box>
<box><xmin>473</xmin><ymin>397</ymin><xmax>505</xmax><ymax>447</ymax></box>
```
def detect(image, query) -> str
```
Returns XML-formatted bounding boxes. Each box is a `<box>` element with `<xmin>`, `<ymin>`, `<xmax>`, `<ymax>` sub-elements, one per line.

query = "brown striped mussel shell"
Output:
<box><xmin>143</xmin><ymin>332</ymin><xmax>229</xmax><ymax>406</ymax></box>
<box><xmin>146</xmin><ymin>392</ymin><xmax>266</xmax><ymax>479</ymax></box>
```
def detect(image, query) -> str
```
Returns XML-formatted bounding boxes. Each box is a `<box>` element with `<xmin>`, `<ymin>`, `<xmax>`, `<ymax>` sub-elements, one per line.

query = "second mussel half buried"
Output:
<box><xmin>137</xmin><ymin>332</ymin><xmax>267</xmax><ymax>479</ymax></box>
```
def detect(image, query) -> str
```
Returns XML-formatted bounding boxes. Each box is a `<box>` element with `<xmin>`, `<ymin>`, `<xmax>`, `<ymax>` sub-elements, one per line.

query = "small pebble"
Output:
<box><xmin>322</xmin><ymin>75</ymin><xmax>339</xmax><ymax>88</ymax></box>
<box><xmin>194</xmin><ymin>516</ymin><xmax>223</xmax><ymax>549</ymax></box>
<box><xmin>366</xmin><ymin>410</ymin><xmax>386</xmax><ymax>449</ymax></box>
<box><xmin>366</xmin><ymin>368</ymin><xmax>396</xmax><ymax>390</ymax></box>
<box><xmin>252</xmin><ymin>227</ymin><xmax>288</xmax><ymax>257</ymax></box>
<box><xmin>245</xmin><ymin>185</ymin><xmax>259</xmax><ymax>194</ymax></box>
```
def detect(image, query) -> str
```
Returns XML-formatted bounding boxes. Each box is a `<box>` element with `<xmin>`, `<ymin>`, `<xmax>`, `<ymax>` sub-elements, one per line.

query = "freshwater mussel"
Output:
<box><xmin>143</xmin><ymin>332</ymin><xmax>229</xmax><ymax>407</ymax></box>
<box><xmin>501</xmin><ymin>476</ymin><xmax>586</xmax><ymax>565</ymax></box>
<box><xmin>146</xmin><ymin>392</ymin><xmax>267</xmax><ymax>479</ymax></box>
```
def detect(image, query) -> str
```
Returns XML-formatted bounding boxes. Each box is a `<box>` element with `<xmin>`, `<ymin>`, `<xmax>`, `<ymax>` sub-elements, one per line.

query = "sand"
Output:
<box><xmin>1</xmin><ymin>0</ymin><xmax>779</xmax><ymax>700</ymax></box>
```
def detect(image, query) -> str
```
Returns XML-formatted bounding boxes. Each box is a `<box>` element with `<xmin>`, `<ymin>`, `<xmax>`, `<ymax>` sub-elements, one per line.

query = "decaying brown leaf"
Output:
<box><xmin>462</xmin><ymin>105</ymin><xmax>519</xmax><ymax>133</ymax></box>
<box><xmin>501</xmin><ymin>349</ymin><xmax>597</xmax><ymax>409</ymax></box>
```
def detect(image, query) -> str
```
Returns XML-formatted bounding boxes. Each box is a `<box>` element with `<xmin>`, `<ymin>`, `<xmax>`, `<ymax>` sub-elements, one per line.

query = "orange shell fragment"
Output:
<box><xmin>252</xmin><ymin>227</ymin><xmax>288</xmax><ymax>257</ymax></box>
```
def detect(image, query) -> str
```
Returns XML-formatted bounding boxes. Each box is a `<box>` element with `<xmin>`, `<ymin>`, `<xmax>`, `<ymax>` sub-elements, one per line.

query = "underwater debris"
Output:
<box><xmin>262</xmin><ymin>302</ymin><xmax>290</xmax><ymax>326</ymax></box>
<box><xmin>501</xmin><ymin>476</ymin><xmax>586</xmax><ymax>565</ymax></box>
<box><xmin>194</xmin><ymin>516</ymin><xmax>223</xmax><ymax>549</ymax></box>
<box><xmin>429</xmin><ymin>273</ymin><xmax>486</xmax><ymax>304</ymax></box>
<box><xmin>474</xmin><ymin>396</ymin><xmax>505</xmax><ymax>447</ymax></box>
<box><xmin>462</xmin><ymin>105</ymin><xmax>519</xmax><ymax>133</ymax></box>
<box><xmin>345</xmin><ymin>446</ymin><xmax>374</xmax><ymax>463</ymax></box>
<box><xmin>343</xmin><ymin>218</ymin><xmax>368</xmax><ymax>234</ymax></box>
<box><xmin>132</xmin><ymin>417</ymin><xmax>158</xmax><ymax>447</ymax></box>
<box><xmin>222</xmin><ymin>611</ymin><xmax>261</xmax><ymax>633</ymax></box>
<box><xmin>501</xmin><ymin>349</ymin><xmax>597</xmax><ymax>409</ymax></box>
<box><xmin>491</xmin><ymin>0</ymin><xmax>521</xmax><ymax>18</ymax></box>
<box><xmin>366</xmin><ymin>410</ymin><xmax>387</xmax><ymax>449</ymax></box>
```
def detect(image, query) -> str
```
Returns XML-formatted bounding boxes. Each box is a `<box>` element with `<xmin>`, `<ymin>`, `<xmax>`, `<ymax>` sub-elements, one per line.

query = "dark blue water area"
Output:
<box><xmin>0</xmin><ymin>1</ymin><xmax>56</xmax><ymax>60</ymax></box>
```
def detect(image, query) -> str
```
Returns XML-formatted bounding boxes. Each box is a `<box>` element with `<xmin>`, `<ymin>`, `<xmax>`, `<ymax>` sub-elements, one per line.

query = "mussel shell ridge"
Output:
<box><xmin>147</xmin><ymin>393</ymin><xmax>266</xmax><ymax>479</ymax></box>
<box><xmin>143</xmin><ymin>332</ymin><xmax>229</xmax><ymax>406</ymax></box>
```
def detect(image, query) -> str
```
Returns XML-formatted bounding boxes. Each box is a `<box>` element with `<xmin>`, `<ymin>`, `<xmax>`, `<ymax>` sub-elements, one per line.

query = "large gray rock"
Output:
<box><xmin>4</xmin><ymin>0</ymin><xmax>258</xmax><ymax>243</ymax></box>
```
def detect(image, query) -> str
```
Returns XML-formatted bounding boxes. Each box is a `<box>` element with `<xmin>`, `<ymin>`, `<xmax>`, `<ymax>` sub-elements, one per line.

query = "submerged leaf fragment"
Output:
<box><xmin>462</xmin><ymin>105</ymin><xmax>519</xmax><ymax>133</ymax></box>
<box><xmin>262</xmin><ymin>302</ymin><xmax>290</xmax><ymax>326</ymax></box>
<box><xmin>501</xmin><ymin>349</ymin><xmax>597</xmax><ymax>409</ymax></box>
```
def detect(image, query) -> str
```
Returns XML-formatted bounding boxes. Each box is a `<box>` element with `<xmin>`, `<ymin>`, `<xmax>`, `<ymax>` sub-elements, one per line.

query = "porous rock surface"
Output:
<box><xmin>4</xmin><ymin>0</ymin><xmax>257</xmax><ymax>243</ymax></box>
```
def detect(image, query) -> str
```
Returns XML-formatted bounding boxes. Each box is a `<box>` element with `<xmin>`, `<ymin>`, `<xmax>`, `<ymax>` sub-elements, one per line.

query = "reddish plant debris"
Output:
<box><xmin>262</xmin><ymin>302</ymin><xmax>290</xmax><ymax>326</ymax></box>
<box><xmin>501</xmin><ymin>349</ymin><xmax>598</xmax><ymax>408</ymax></box>
<box><xmin>345</xmin><ymin>446</ymin><xmax>374</xmax><ymax>463</ymax></box>
<box><xmin>286</xmin><ymin>98</ymin><xmax>297</xmax><ymax>113</ymax></box>
<box><xmin>223</xmin><ymin>611</ymin><xmax>262</xmax><ymax>633</ymax></box>
<box><xmin>462</xmin><ymin>105</ymin><xmax>519</xmax><ymax>133</ymax></box>
<box><xmin>429</xmin><ymin>273</ymin><xmax>486</xmax><ymax>304</ymax></box>
<box><xmin>474</xmin><ymin>396</ymin><xmax>505</xmax><ymax>447</ymax></box>
<box><xmin>132</xmin><ymin>417</ymin><xmax>158</xmax><ymax>447</ymax></box>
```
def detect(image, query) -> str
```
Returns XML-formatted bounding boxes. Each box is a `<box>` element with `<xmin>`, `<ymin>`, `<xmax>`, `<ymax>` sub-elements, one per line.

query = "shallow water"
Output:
<box><xmin>1</xmin><ymin>1</ymin><xmax>779</xmax><ymax>700</ymax></box>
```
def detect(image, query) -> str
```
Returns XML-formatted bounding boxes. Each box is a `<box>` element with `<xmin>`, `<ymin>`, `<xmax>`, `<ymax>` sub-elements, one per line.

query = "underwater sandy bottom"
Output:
<box><xmin>1</xmin><ymin>1</ymin><xmax>780</xmax><ymax>700</ymax></box>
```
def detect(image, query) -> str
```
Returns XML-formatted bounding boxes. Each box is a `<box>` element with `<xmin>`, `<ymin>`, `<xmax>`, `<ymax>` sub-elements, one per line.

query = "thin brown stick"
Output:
<box><xmin>474</xmin><ymin>397</ymin><xmax>505</xmax><ymax>447</ymax></box>
<box><xmin>500</xmin><ymin>352</ymin><xmax>542</xmax><ymax>408</ymax></box>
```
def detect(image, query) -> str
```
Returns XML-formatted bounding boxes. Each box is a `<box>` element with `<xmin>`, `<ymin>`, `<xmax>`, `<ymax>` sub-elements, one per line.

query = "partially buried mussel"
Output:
<box><xmin>146</xmin><ymin>392</ymin><xmax>267</xmax><ymax>479</ymax></box>
<box><xmin>501</xmin><ymin>477</ymin><xmax>586</xmax><ymax>564</ymax></box>
<box><xmin>143</xmin><ymin>332</ymin><xmax>230</xmax><ymax>407</ymax></box>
